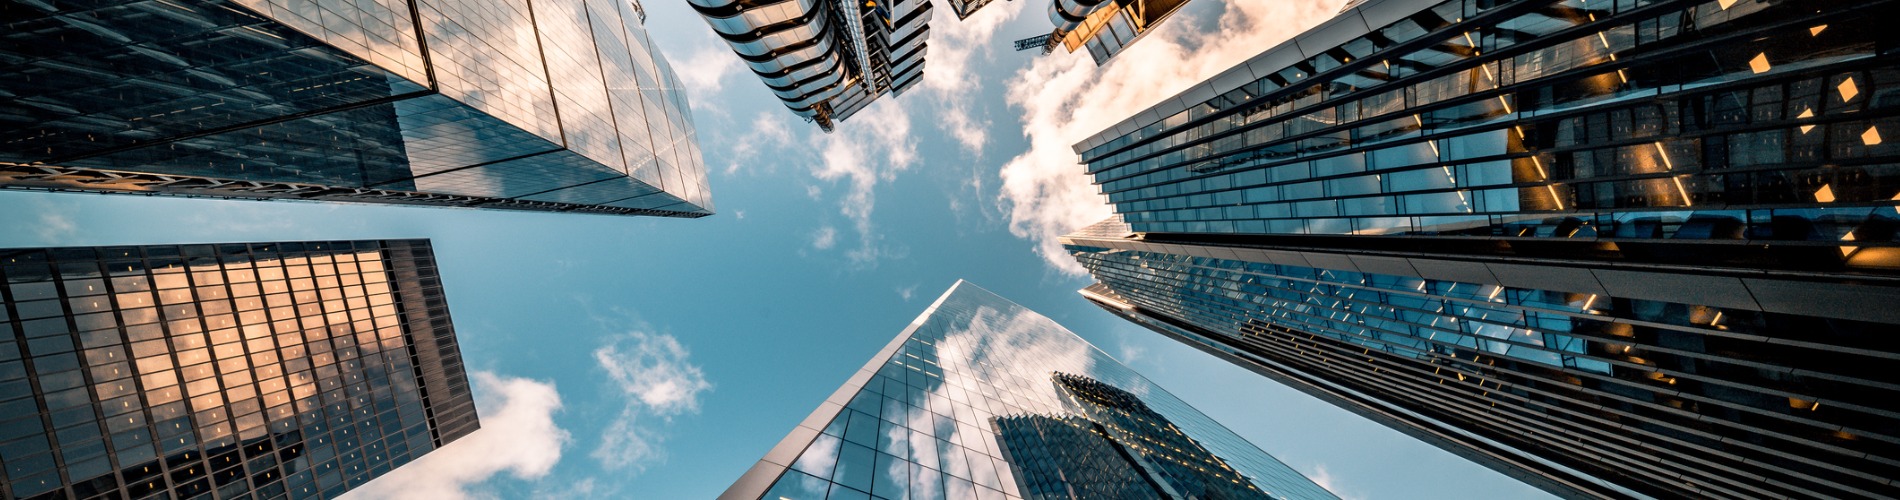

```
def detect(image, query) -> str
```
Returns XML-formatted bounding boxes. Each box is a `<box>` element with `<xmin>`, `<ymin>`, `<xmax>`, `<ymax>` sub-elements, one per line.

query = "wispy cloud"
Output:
<box><xmin>1308</xmin><ymin>464</ymin><xmax>1364</xmax><ymax>500</ymax></box>
<box><xmin>725</xmin><ymin>112</ymin><xmax>795</xmax><ymax>176</ymax></box>
<box><xmin>811</xmin><ymin>100</ymin><xmax>917</xmax><ymax>266</ymax></box>
<box><xmin>997</xmin><ymin>0</ymin><xmax>1344</xmax><ymax>274</ymax></box>
<box><xmin>34</xmin><ymin>203</ymin><xmax>77</xmax><ymax>243</ymax></box>
<box><xmin>590</xmin><ymin>331</ymin><xmax>713</xmax><ymax>472</ymax></box>
<box><xmin>897</xmin><ymin>284</ymin><xmax>918</xmax><ymax>301</ymax></box>
<box><xmin>810</xmin><ymin>226</ymin><xmax>838</xmax><ymax>250</ymax></box>
<box><xmin>918</xmin><ymin>1</ymin><xmax>1025</xmax><ymax>155</ymax></box>
<box><xmin>1116</xmin><ymin>342</ymin><xmax>1147</xmax><ymax>365</ymax></box>
<box><xmin>345</xmin><ymin>372</ymin><xmax>568</xmax><ymax>500</ymax></box>
<box><xmin>673</xmin><ymin>43</ymin><xmax>745</xmax><ymax>113</ymax></box>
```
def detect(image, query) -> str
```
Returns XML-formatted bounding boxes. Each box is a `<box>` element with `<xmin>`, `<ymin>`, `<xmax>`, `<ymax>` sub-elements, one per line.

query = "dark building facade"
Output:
<box><xmin>0</xmin><ymin>0</ymin><xmax>712</xmax><ymax>217</ymax></box>
<box><xmin>0</xmin><ymin>240</ymin><xmax>478</xmax><ymax>500</ymax></box>
<box><xmin>720</xmin><ymin>281</ymin><xmax>1334</xmax><ymax>500</ymax></box>
<box><xmin>1063</xmin><ymin>0</ymin><xmax>1900</xmax><ymax>497</ymax></box>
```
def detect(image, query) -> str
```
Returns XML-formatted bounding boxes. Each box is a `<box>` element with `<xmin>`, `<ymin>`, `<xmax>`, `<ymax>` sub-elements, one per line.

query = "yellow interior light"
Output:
<box><xmin>1748</xmin><ymin>53</ymin><xmax>1771</xmax><ymax>74</ymax></box>
<box><xmin>1811</xmin><ymin>25</ymin><xmax>1828</xmax><ymax>36</ymax></box>
<box><xmin>1839</xmin><ymin>78</ymin><xmax>1860</xmax><ymax>101</ymax></box>
<box><xmin>1864</xmin><ymin>126</ymin><xmax>1884</xmax><ymax>146</ymax></box>
<box><xmin>1797</xmin><ymin>108</ymin><xmax>1816</xmax><ymax>134</ymax></box>
<box><xmin>1716</xmin><ymin>0</ymin><xmax>1736</xmax><ymax>8</ymax></box>
<box><xmin>1815</xmin><ymin>184</ymin><xmax>1836</xmax><ymax>203</ymax></box>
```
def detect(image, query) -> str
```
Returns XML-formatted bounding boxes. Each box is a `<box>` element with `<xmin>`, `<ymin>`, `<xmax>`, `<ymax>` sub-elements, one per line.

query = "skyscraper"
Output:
<box><xmin>1044</xmin><ymin>0</ymin><xmax>1194</xmax><ymax>65</ymax></box>
<box><xmin>689</xmin><ymin>0</ymin><xmax>936</xmax><ymax>132</ymax></box>
<box><xmin>721</xmin><ymin>280</ymin><xmax>1334</xmax><ymax>500</ymax></box>
<box><xmin>0</xmin><ymin>240</ymin><xmax>478</xmax><ymax>500</ymax></box>
<box><xmin>1</xmin><ymin>0</ymin><xmax>712</xmax><ymax>218</ymax></box>
<box><xmin>1064</xmin><ymin>0</ymin><xmax>1900</xmax><ymax>497</ymax></box>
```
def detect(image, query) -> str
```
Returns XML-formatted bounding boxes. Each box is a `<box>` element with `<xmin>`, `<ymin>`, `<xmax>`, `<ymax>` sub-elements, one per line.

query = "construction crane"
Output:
<box><xmin>1011</xmin><ymin>29</ymin><xmax>1063</xmax><ymax>54</ymax></box>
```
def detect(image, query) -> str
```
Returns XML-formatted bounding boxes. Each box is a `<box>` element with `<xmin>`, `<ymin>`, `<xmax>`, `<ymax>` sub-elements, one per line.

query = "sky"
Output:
<box><xmin>0</xmin><ymin>0</ymin><xmax>1556</xmax><ymax>498</ymax></box>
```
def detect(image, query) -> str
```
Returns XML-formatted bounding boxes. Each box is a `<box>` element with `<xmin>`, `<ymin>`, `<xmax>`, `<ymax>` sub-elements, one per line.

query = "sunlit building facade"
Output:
<box><xmin>0</xmin><ymin>240</ymin><xmax>478</xmax><ymax>500</ymax></box>
<box><xmin>0</xmin><ymin>0</ymin><xmax>712</xmax><ymax>217</ymax></box>
<box><xmin>721</xmin><ymin>281</ymin><xmax>1334</xmax><ymax>500</ymax></box>
<box><xmin>1044</xmin><ymin>0</ymin><xmax>1192</xmax><ymax>65</ymax></box>
<box><xmin>690</xmin><ymin>0</ymin><xmax>935</xmax><ymax>131</ymax></box>
<box><xmin>1064</xmin><ymin>0</ymin><xmax>1900</xmax><ymax>497</ymax></box>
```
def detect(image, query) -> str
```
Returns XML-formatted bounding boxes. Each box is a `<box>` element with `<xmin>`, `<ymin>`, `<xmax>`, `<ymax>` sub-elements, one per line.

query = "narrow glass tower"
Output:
<box><xmin>721</xmin><ymin>280</ymin><xmax>1334</xmax><ymax>500</ymax></box>
<box><xmin>0</xmin><ymin>240</ymin><xmax>478</xmax><ymax>500</ymax></box>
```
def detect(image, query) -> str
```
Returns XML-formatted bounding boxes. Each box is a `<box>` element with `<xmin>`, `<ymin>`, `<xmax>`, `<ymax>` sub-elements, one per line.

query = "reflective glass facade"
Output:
<box><xmin>1065</xmin><ymin>0</ymin><xmax>1900</xmax><ymax>497</ymax></box>
<box><xmin>721</xmin><ymin>281</ymin><xmax>1333</xmax><ymax>500</ymax></box>
<box><xmin>1</xmin><ymin>0</ymin><xmax>711</xmax><ymax>218</ymax></box>
<box><xmin>690</xmin><ymin>0</ymin><xmax>934</xmax><ymax>131</ymax></box>
<box><xmin>0</xmin><ymin>240</ymin><xmax>478</xmax><ymax>500</ymax></box>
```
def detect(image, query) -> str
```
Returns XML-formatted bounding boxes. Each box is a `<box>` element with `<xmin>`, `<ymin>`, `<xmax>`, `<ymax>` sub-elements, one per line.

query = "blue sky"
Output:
<box><xmin>0</xmin><ymin>0</ymin><xmax>1556</xmax><ymax>498</ymax></box>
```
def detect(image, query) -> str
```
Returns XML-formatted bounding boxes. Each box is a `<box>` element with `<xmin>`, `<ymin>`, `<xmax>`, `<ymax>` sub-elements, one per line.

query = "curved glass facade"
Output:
<box><xmin>723</xmin><ymin>281</ymin><xmax>1334</xmax><ymax>500</ymax></box>
<box><xmin>0</xmin><ymin>0</ymin><xmax>711</xmax><ymax>217</ymax></box>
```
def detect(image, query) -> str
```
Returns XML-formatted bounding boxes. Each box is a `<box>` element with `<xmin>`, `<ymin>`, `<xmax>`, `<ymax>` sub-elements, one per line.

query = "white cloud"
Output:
<box><xmin>811</xmin><ymin>225</ymin><xmax>838</xmax><ymax>250</ymax></box>
<box><xmin>997</xmin><ymin>0</ymin><xmax>1345</xmax><ymax>274</ymax></box>
<box><xmin>674</xmin><ymin>43</ymin><xmax>745</xmax><ymax>112</ymax></box>
<box><xmin>1307</xmin><ymin>464</ymin><xmax>1364</xmax><ymax>500</ymax></box>
<box><xmin>725</xmin><ymin>112</ymin><xmax>796</xmax><ymax>176</ymax></box>
<box><xmin>595</xmin><ymin>332</ymin><xmax>712</xmax><ymax>416</ymax></box>
<box><xmin>733</xmin><ymin>209</ymin><xmax>747</xmax><ymax>219</ymax></box>
<box><xmin>918</xmin><ymin>1</ymin><xmax>1027</xmax><ymax>154</ymax></box>
<box><xmin>805</xmin><ymin>185</ymin><xmax>824</xmax><ymax>200</ymax></box>
<box><xmin>1116</xmin><ymin>342</ymin><xmax>1146</xmax><ymax>365</ymax></box>
<box><xmin>344</xmin><ymin>373</ymin><xmax>568</xmax><ymax>500</ymax></box>
<box><xmin>897</xmin><ymin>284</ymin><xmax>918</xmax><ymax>301</ymax></box>
<box><xmin>31</xmin><ymin>201</ymin><xmax>77</xmax><ymax>243</ymax></box>
<box><xmin>590</xmin><ymin>331</ymin><xmax>713</xmax><ymax>471</ymax></box>
<box><xmin>811</xmin><ymin>100</ymin><xmax>917</xmax><ymax>266</ymax></box>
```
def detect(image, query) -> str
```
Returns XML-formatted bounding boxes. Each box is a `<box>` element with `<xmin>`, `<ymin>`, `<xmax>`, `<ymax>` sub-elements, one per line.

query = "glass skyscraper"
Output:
<box><xmin>0</xmin><ymin>240</ymin><xmax>478</xmax><ymax>500</ymax></box>
<box><xmin>720</xmin><ymin>280</ymin><xmax>1334</xmax><ymax>500</ymax></box>
<box><xmin>1064</xmin><ymin>0</ymin><xmax>1900</xmax><ymax>497</ymax></box>
<box><xmin>1</xmin><ymin>0</ymin><xmax>712</xmax><ymax>218</ymax></box>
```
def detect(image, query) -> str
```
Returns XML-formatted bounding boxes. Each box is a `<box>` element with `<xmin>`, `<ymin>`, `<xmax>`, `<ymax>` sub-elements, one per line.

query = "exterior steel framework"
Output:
<box><xmin>690</xmin><ymin>0</ymin><xmax>934</xmax><ymax>131</ymax></box>
<box><xmin>0</xmin><ymin>240</ymin><xmax>478</xmax><ymax>500</ymax></box>
<box><xmin>1</xmin><ymin>0</ymin><xmax>713</xmax><ymax>217</ymax></box>
<box><xmin>1065</xmin><ymin>0</ymin><xmax>1900</xmax><ymax>497</ymax></box>
<box><xmin>721</xmin><ymin>281</ymin><xmax>1334</xmax><ymax>500</ymax></box>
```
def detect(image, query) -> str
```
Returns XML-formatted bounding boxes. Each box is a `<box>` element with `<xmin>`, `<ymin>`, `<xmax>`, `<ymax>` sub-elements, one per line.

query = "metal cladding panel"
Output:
<box><xmin>1348</xmin><ymin>255</ymin><xmax>1421</xmax><ymax>278</ymax></box>
<box><xmin>1408</xmin><ymin>258</ymin><xmax>1504</xmax><ymax>287</ymax></box>
<box><xmin>1353</xmin><ymin>0</ymin><xmax>1442</xmax><ymax>27</ymax></box>
<box><xmin>1591</xmin><ymin>269</ymin><xmax>1762</xmax><ymax>311</ymax></box>
<box><xmin>1743</xmin><ymin>278</ymin><xmax>1900</xmax><ymax>325</ymax></box>
<box><xmin>1291</xmin><ymin>10</ymin><xmax>1371</xmax><ymax>56</ymax></box>
<box><xmin>1484</xmin><ymin>262</ymin><xmax>1607</xmax><ymax>297</ymax></box>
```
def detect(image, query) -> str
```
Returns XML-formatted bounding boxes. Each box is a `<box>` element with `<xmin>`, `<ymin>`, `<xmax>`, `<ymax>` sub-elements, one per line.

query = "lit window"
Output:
<box><xmin>1747</xmin><ymin>53</ymin><xmax>1771</xmax><ymax>74</ymax></box>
